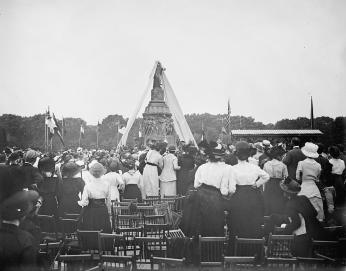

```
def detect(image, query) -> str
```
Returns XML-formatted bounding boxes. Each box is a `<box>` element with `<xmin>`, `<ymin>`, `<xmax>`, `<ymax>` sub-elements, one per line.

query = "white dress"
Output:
<box><xmin>142</xmin><ymin>149</ymin><xmax>163</xmax><ymax>197</ymax></box>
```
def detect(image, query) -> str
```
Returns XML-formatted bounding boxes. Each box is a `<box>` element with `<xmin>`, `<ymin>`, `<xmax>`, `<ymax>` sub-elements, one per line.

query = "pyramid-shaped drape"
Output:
<box><xmin>117</xmin><ymin>62</ymin><xmax>197</xmax><ymax>149</ymax></box>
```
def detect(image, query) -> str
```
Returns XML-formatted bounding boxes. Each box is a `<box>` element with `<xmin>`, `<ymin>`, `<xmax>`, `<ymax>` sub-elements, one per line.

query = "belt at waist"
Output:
<box><xmin>89</xmin><ymin>198</ymin><xmax>106</xmax><ymax>207</ymax></box>
<box><xmin>200</xmin><ymin>183</ymin><xmax>220</xmax><ymax>192</ymax></box>
<box><xmin>146</xmin><ymin>162</ymin><xmax>158</xmax><ymax>167</ymax></box>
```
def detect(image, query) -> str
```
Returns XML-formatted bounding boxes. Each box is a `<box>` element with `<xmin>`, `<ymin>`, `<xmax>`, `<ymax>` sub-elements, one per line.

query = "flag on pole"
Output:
<box><xmin>80</xmin><ymin>122</ymin><xmax>85</xmax><ymax>138</ymax></box>
<box><xmin>310</xmin><ymin>96</ymin><xmax>314</xmax><ymax>129</ymax></box>
<box><xmin>45</xmin><ymin>110</ymin><xmax>55</xmax><ymax>139</ymax></box>
<box><xmin>52</xmin><ymin>114</ymin><xmax>65</xmax><ymax>146</ymax></box>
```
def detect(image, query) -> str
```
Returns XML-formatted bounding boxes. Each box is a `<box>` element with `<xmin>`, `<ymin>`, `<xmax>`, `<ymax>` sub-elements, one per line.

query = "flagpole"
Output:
<box><xmin>96</xmin><ymin>130</ymin><xmax>99</xmax><ymax>149</ymax></box>
<box><xmin>79</xmin><ymin>129</ymin><xmax>81</xmax><ymax>148</ymax></box>
<box><xmin>44</xmin><ymin>111</ymin><xmax>47</xmax><ymax>153</ymax></box>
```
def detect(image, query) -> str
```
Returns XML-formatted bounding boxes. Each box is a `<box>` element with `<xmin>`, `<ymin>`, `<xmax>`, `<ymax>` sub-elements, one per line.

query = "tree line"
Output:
<box><xmin>0</xmin><ymin>113</ymin><xmax>344</xmax><ymax>151</ymax></box>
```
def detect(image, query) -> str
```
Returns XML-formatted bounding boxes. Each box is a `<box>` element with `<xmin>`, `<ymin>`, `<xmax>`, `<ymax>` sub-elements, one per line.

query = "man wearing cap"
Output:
<box><xmin>159</xmin><ymin>145</ymin><xmax>181</xmax><ymax>198</ymax></box>
<box><xmin>283</xmin><ymin>137</ymin><xmax>306</xmax><ymax>181</ymax></box>
<box><xmin>0</xmin><ymin>166</ymin><xmax>40</xmax><ymax>270</ymax></box>
<box><xmin>21</xmin><ymin>149</ymin><xmax>43</xmax><ymax>190</ymax></box>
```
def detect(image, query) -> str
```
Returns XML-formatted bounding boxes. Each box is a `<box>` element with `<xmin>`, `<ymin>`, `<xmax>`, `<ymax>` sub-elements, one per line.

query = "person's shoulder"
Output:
<box><xmin>16</xmin><ymin>228</ymin><xmax>36</xmax><ymax>248</ymax></box>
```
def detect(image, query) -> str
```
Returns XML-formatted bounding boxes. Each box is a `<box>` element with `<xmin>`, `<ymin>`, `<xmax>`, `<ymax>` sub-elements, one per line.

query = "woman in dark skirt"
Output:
<box><xmin>181</xmin><ymin>141</ymin><xmax>232</xmax><ymax>237</ymax></box>
<box><xmin>122</xmin><ymin>159</ymin><xmax>143</xmax><ymax>202</ymax></box>
<box><xmin>262</xmin><ymin>145</ymin><xmax>288</xmax><ymax>215</ymax></box>
<box><xmin>58</xmin><ymin>161</ymin><xmax>85</xmax><ymax>217</ymax></box>
<box><xmin>227</xmin><ymin>141</ymin><xmax>270</xmax><ymax>240</ymax></box>
<box><xmin>78</xmin><ymin>162</ymin><xmax>111</xmax><ymax>233</ymax></box>
<box><xmin>37</xmin><ymin>157</ymin><xmax>60</xmax><ymax>216</ymax></box>
<box><xmin>177</xmin><ymin>146</ymin><xmax>196</xmax><ymax>196</ymax></box>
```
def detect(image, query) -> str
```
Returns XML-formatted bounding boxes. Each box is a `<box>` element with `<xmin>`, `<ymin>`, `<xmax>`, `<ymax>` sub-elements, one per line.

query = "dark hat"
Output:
<box><xmin>24</xmin><ymin>150</ymin><xmax>39</xmax><ymax>162</ymax></box>
<box><xmin>0</xmin><ymin>166</ymin><xmax>39</xmax><ymax>220</ymax></box>
<box><xmin>235</xmin><ymin>141</ymin><xmax>251</xmax><ymax>160</ymax></box>
<box><xmin>38</xmin><ymin>157</ymin><xmax>56</xmax><ymax>173</ymax></box>
<box><xmin>268</xmin><ymin>145</ymin><xmax>285</xmax><ymax>159</ymax></box>
<box><xmin>209</xmin><ymin>141</ymin><xmax>225</xmax><ymax>157</ymax></box>
<box><xmin>61</xmin><ymin>161</ymin><xmax>81</xmax><ymax>178</ymax></box>
<box><xmin>280</xmin><ymin>177</ymin><xmax>301</xmax><ymax>194</ymax></box>
<box><xmin>168</xmin><ymin>145</ymin><xmax>176</xmax><ymax>153</ymax></box>
<box><xmin>8</xmin><ymin>151</ymin><xmax>21</xmax><ymax>162</ymax></box>
<box><xmin>198</xmin><ymin>140</ymin><xmax>209</xmax><ymax>149</ymax></box>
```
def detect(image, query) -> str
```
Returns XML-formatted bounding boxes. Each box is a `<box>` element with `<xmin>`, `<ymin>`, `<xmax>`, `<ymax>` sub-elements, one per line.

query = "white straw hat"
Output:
<box><xmin>301</xmin><ymin>142</ymin><xmax>319</xmax><ymax>158</ymax></box>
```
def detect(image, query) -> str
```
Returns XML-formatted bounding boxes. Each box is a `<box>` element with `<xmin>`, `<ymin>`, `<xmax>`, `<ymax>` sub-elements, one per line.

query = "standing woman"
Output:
<box><xmin>181</xmin><ymin>142</ymin><xmax>232</xmax><ymax>237</ymax></box>
<box><xmin>328</xmin><ymin>146</ymin><xmax>346</xmax><ymax>206</ymax></box>
<box><xmin>263</xmin><ymin>145</ymin><xmax>288</xmax><ymax>215</ymax></box>
<box><xmin>177</xmin><ymin>145</ymin><xmax>196</xmax><ymax>196</ymax></box>
<box><xmin>296</xmin><ymin>143</ymin><xmax>324</xmax><ymax>221</ymax></box>
<box><xmin>122</xmin><ymin>159</ymin><xmax>144</xmax><ymax>202</ymax></box>
<box><xmin>142</xmin><ymin>141</ymin><xmax>163</xmax><ymax>197</ymax></box>
<box><xmin>37</xmin><ymin>157</ymin><xmax>60</xmax><ymax>216</ymax></box>
<box><xmin>78</xmin><ymin>162</ymin><xmax>111</xmax><ymax>233</ymax></box>
<box><xmin>228</xmin><ymin>141</ymin><xmax>270</xmax><ymax>239</ymax></box>
<box><xmin>58</xmin><ymin>161</ymin><xmax>85</xmax><ymax>217</ymax></box>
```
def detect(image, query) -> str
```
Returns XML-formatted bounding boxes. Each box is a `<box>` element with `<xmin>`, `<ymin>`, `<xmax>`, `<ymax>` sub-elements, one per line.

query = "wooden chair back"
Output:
<box><xmin>224</xmin><ymin>256</ymin><xmax>256</xmax><ymax>269</ymax></box>
<box><xmin>98</xmin><ymin>232</ymin><xmax>125</xmax><ymax>256</ymax></box>
<box><xmin>144</xmin><ymin>214</ymin><xmax>166</xmax><ymax>225</ymax></box>
<box><xmin>37</xmin><ymin>214</ymin><xmax>59</xmax><ymax>241</ymax></box>
<box><xmin>116</xmin><ymin>214</ymin><xmax>141</xmax><ymax>229</ymax></box>
<box><xmin>267</xmin><ymin>234</ymin><xmax>294</xmax><ymax>258</ymax></box>
<box><xmin>234</xmin><ymin>237</ymin><xmax>265</xmax><ymax>263</ymax></box>
<box><xmin>134</xmin><ymin>236</ymin><xmax>166</xmax><ymax>264</ymax></box>
<box><xmin>58</xmin><ymin>254</ymin><xmax>93</xmax><ymax>271</ymax></box>
<box><xmin>113</xmin><ymin>205</ymin><xmax>131</xmax><ymax>215</ymax></box>
<box><xmin>63</xmin><ymin>213</ymin><xmax>80</xmax><ymax>219</ymax></box>
<box><xmin>60</xmin><ymin>218</ymin><xmax>78</xmax><ymax>241</ymax></box>
<box><xmin>165</xmin><ymin>229</ymin><xmax>185</xmax><ymax>239</ymax></box>
<box><xmin>198</xmin><ymin>236</ymin><xmax>227</xmax><ymax>264</ymax></box>
<box><xmin>144</xmin><ymin>223</ymin><xmax>169</xmax><ymax>239</ymax></box>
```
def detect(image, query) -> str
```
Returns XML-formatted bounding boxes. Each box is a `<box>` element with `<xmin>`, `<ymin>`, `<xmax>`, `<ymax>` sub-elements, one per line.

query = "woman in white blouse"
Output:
<box><xmin>228</xmin><ymin>141</ymin><xmax>270</xmax><ymax>240</ymax></box>
<box><xmin>181</xmin><ymin>142</ymin><xmax>233</xmax><ymax>237</ymax></box>
<box><xmin>329</xmin><ymin>146</ymin><xmax>346</xmax><ymax>206</ymax></box>
<box><xmin>78</xmin><ymin>162</ymin><xmax>112</xmax><ymax>233</ymax></box>
<box><xmin>122</xmin><ymin>159</ymin><xmax>144</xmax><ymax>202</ymax></box>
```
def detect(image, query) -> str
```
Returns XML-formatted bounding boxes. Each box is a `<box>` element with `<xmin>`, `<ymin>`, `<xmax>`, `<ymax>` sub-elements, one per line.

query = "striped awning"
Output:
<box><xmin>231</xmin><ymin>129</ymin><xmax>323</xmax><ymax>136</ymax></box>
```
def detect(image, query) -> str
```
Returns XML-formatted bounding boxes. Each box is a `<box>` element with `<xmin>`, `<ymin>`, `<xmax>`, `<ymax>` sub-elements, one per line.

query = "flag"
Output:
<box><xmin>80</xmin><ymin>122</ymin><xmax>85</xmax><ymax>138</ymax></box>
<box><xmin>52</xmin><ymin>114</ymin><xmax>65</xmax><ymax>146</ymax></box>
<box><xmin>221</xmin><ymin>126</ymin><xmax>227</xmax><ymax>134</ymax></box>
<box><xmin>45</xmin><ymin>110</ymin><xmax>55</xmax><ymax>139</ymax></box>
<box><xmin>310</xmin><ymin>96</ymin><xmax>314</xmax><ymax>129</ymax></box>
<box><xmin>225</xmin><ymin>99</ymin><xmax>231</xmax><ymax>133</ymax></box>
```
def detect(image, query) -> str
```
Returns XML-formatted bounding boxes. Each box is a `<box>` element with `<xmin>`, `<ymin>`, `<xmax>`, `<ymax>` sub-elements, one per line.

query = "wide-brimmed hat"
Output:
<box><xmin>301</xmin><ymin>142</ymin><xmax>318</xmax><ymax>158</ymax></box>
<box><xmin>209</xmin><ymin>141</ymin><xmax>225</xmax><ymax>157</ymax></box>
<box><xmin>61</xmin><ymin>161</ymin><xmax>81</xmax><ymax>177</ymax></box>
<box><xmin>89</xmin><ymin>162</ymin><xmax>106</xmax><ymax>178</ymax></box>
<box><xmin>262</xmin><ymin>140</ymin><xmax>272</xmax><ymax>149</ymax></box>
<box><xmin>254</xmin><ymin>142</ymin><xmax>263</xmax><ymax>152</ymax></box>
<box><xmin>38</xmin><ymin>157</ymin><xmax>56</xmax><ymax>173</ymax></box>
<box><xmin>280</xmin><ymin>177</ymin><xmax>301</xmax><ymax>194</ymax></box>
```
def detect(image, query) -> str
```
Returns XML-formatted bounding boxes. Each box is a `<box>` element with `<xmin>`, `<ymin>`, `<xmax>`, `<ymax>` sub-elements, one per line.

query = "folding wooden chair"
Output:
<box><xmin>165</xmin><ymin>229</ymin><xmax>185</xmax><ymax>239</ymax></box>
<box><xmin>134</xmin><ymin>236</ymin><xmax>166</xmax><ymax>269</ymax></box>
<box><xmin>116</xmin><ymin>214</ymin><xmax>141</xmax><ymax>229</ymax></box>
<box><xmin>98</xmin><ymin>233</ymin><xmax>127</xmax><ymax>261</ymax></box>
<box><xmin>265</xmin><ymin>234</ymin><xmax>296</xmax><ymax>270</ymax></box>
<box><xmin>37</xmin><ymin>214</ymin><xmax>60</xmax><ymax>242</ymax></box>
<box><xmin>144</xmin><ymin>196</ymin><xmax>161</xmax><ymax>206</ymax></box>
<box><xmin>144</xmin><ymin>214</ymin><xmax>166</xmax><ymax>225</ymax></box>
<box><xmin>150</xmin><ymin>256</ymin><xmax>185</xmax><ymax>270</ymax></box>
<box><xmin>38</xmin><ymin>241</ymin><xmax>63</xmax><ymax>270</ymax></box>
<box><xmin>63</xmin><ymin>213</ymin><xmax>80</xmax><ymax>219</ymax></box>
<box><xmin>117</xmin><ymin>227</ymin><xmax>143</xmax><ymax>255</ymax></box>
<box><xmin>198</xmin><ymin>235</ymin><xmax>227</xmax><ymax>267</ymax></box>
<box><xmin>312</xmin><ymin>239</ymin><xmax>340</xmax><ymax>264</ymax></box>
<box><xmin>172</xmin><ymin>196</ymin><xmax>185</xmax><ymax>214</ymax></box>
<box><xmin>163</xmin><ymin>195</ymin><xmax>177</xmax><ymax>199</ymax></box>
<box><xmin>137</xmin><ymin>205</ymin><xmax>156</xmax><ymax>217</ymax></box>
<box><xmin>77</xmin><ymin>230</ymin><xmax>101</xmax><ymax>255</ymax></box>
<box><xmin>234</xmin><ymin>237</ymin><xmax>265</xmax><ymax>264</ymax></box>
<box><xmin>59</xmin><ymin>254</ymin><xmax>94</xmax><ymax>271</ymax></box>
<box><xmin>114</xmin><ymin>205</ymin><xmax>131</xmax><ymax>215</ymax></box>
<box><xmin>122</xmin><ymin>198</ymin><xmax>138</xmax><ymax>203</ymax></box>
<box><xmin>144</xmin><ymin>223</ymin><xmax>169</xmax><ymax>239</ymax></box>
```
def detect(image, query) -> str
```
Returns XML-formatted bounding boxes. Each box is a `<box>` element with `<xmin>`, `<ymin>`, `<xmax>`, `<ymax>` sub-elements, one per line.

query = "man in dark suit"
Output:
<box><xmin>0</xmin><ymin>166</ymin><xmax>40</xmax><ymax>271</ymax></box>
<box><xmin>283</xmin><ymin>137</ymin><xmax>306</xmax><ymax>182</ymax></box>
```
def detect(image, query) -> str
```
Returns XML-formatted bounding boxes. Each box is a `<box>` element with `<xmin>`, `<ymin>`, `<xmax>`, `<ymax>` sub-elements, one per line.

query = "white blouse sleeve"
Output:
<box><xmin>78</xmin><ymin>185</ymin><xmax>89</xmax><ymax>207</ymax></box>
<box><xmin>255</xmin><ymin>167</ymin><xmax>270</xmax><ymax>187</ymax></box>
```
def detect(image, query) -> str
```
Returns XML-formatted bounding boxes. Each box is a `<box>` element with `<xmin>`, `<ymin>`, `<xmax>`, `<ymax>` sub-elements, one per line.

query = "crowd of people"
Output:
<box><xmin>0</xmin><ymin>137</ymin><xmax>345</xmax><ymax>269</ymax></box>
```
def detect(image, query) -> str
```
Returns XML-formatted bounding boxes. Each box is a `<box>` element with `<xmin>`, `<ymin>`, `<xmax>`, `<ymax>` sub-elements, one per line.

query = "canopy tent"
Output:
<box><xmin>117</xmin><ymin>62</ymin><xmax>197</xmax><ymax>149</ymax></box>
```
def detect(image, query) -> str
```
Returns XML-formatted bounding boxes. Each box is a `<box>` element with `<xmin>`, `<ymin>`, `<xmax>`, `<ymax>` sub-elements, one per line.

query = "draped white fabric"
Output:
<box><xmin>117</xmin><ymin>62</ymin><xmax>197</xmax><ymax>148</ymax></box>
<box><xmin>117</xmin><ymin>62</ymin><xmax>156</xmax><ymax>149</ymax></box>
<box><xmin>162</xmin><ymin>72</ymin><xmax>198</xmax><ymax>147</ymax></box>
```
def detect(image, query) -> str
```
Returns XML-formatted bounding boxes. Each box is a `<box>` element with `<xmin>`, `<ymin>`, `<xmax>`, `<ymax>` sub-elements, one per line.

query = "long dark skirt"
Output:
<box><xmin>229</xmin><ymin>185</ymin><xmax>264</xmax><ymax>239</ymax></box>
<box><xmin>263</xmin><ymin>177</ymin><xmax>286</xmax><ymax>215</ymax></box>
<box><xmin>79</xmin><ymin>199</ymin><xmax>111</xmax><ymax>233</ymax></box>
<box><xmin>123</xmin><ymin>184</ymin><xmax>142</xmax><ymax>202</ymax></box>
<box><xmin>332</xmin><ymin>174</ymin><xmax>346</xmax><ymax>206</ymax></box>
<box><xmin>180</xmin><ymin>184</ymin><xmax>224</xmax><ymax>237</ymax></box>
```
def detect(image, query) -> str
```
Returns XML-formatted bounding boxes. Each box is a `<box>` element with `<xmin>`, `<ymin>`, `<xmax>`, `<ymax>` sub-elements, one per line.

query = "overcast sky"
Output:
<box><xmin>0</xmin><ymin>0</ymin><xmax>345</xmax><ymax>125</ymax></box>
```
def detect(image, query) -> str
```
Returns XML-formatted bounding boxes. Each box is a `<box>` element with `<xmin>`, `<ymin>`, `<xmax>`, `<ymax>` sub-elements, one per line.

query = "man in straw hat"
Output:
<box><xmin>0</xmin><ymin>166</ymin><xmax>40</xmax><ymax>270</ymax></box>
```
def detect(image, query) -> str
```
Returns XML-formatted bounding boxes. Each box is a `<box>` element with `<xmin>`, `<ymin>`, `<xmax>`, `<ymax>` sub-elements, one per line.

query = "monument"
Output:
<box><xmin>142</xmin><ymin>62</ymin><xmax>176</xmax><ymax>145</ymax></box>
